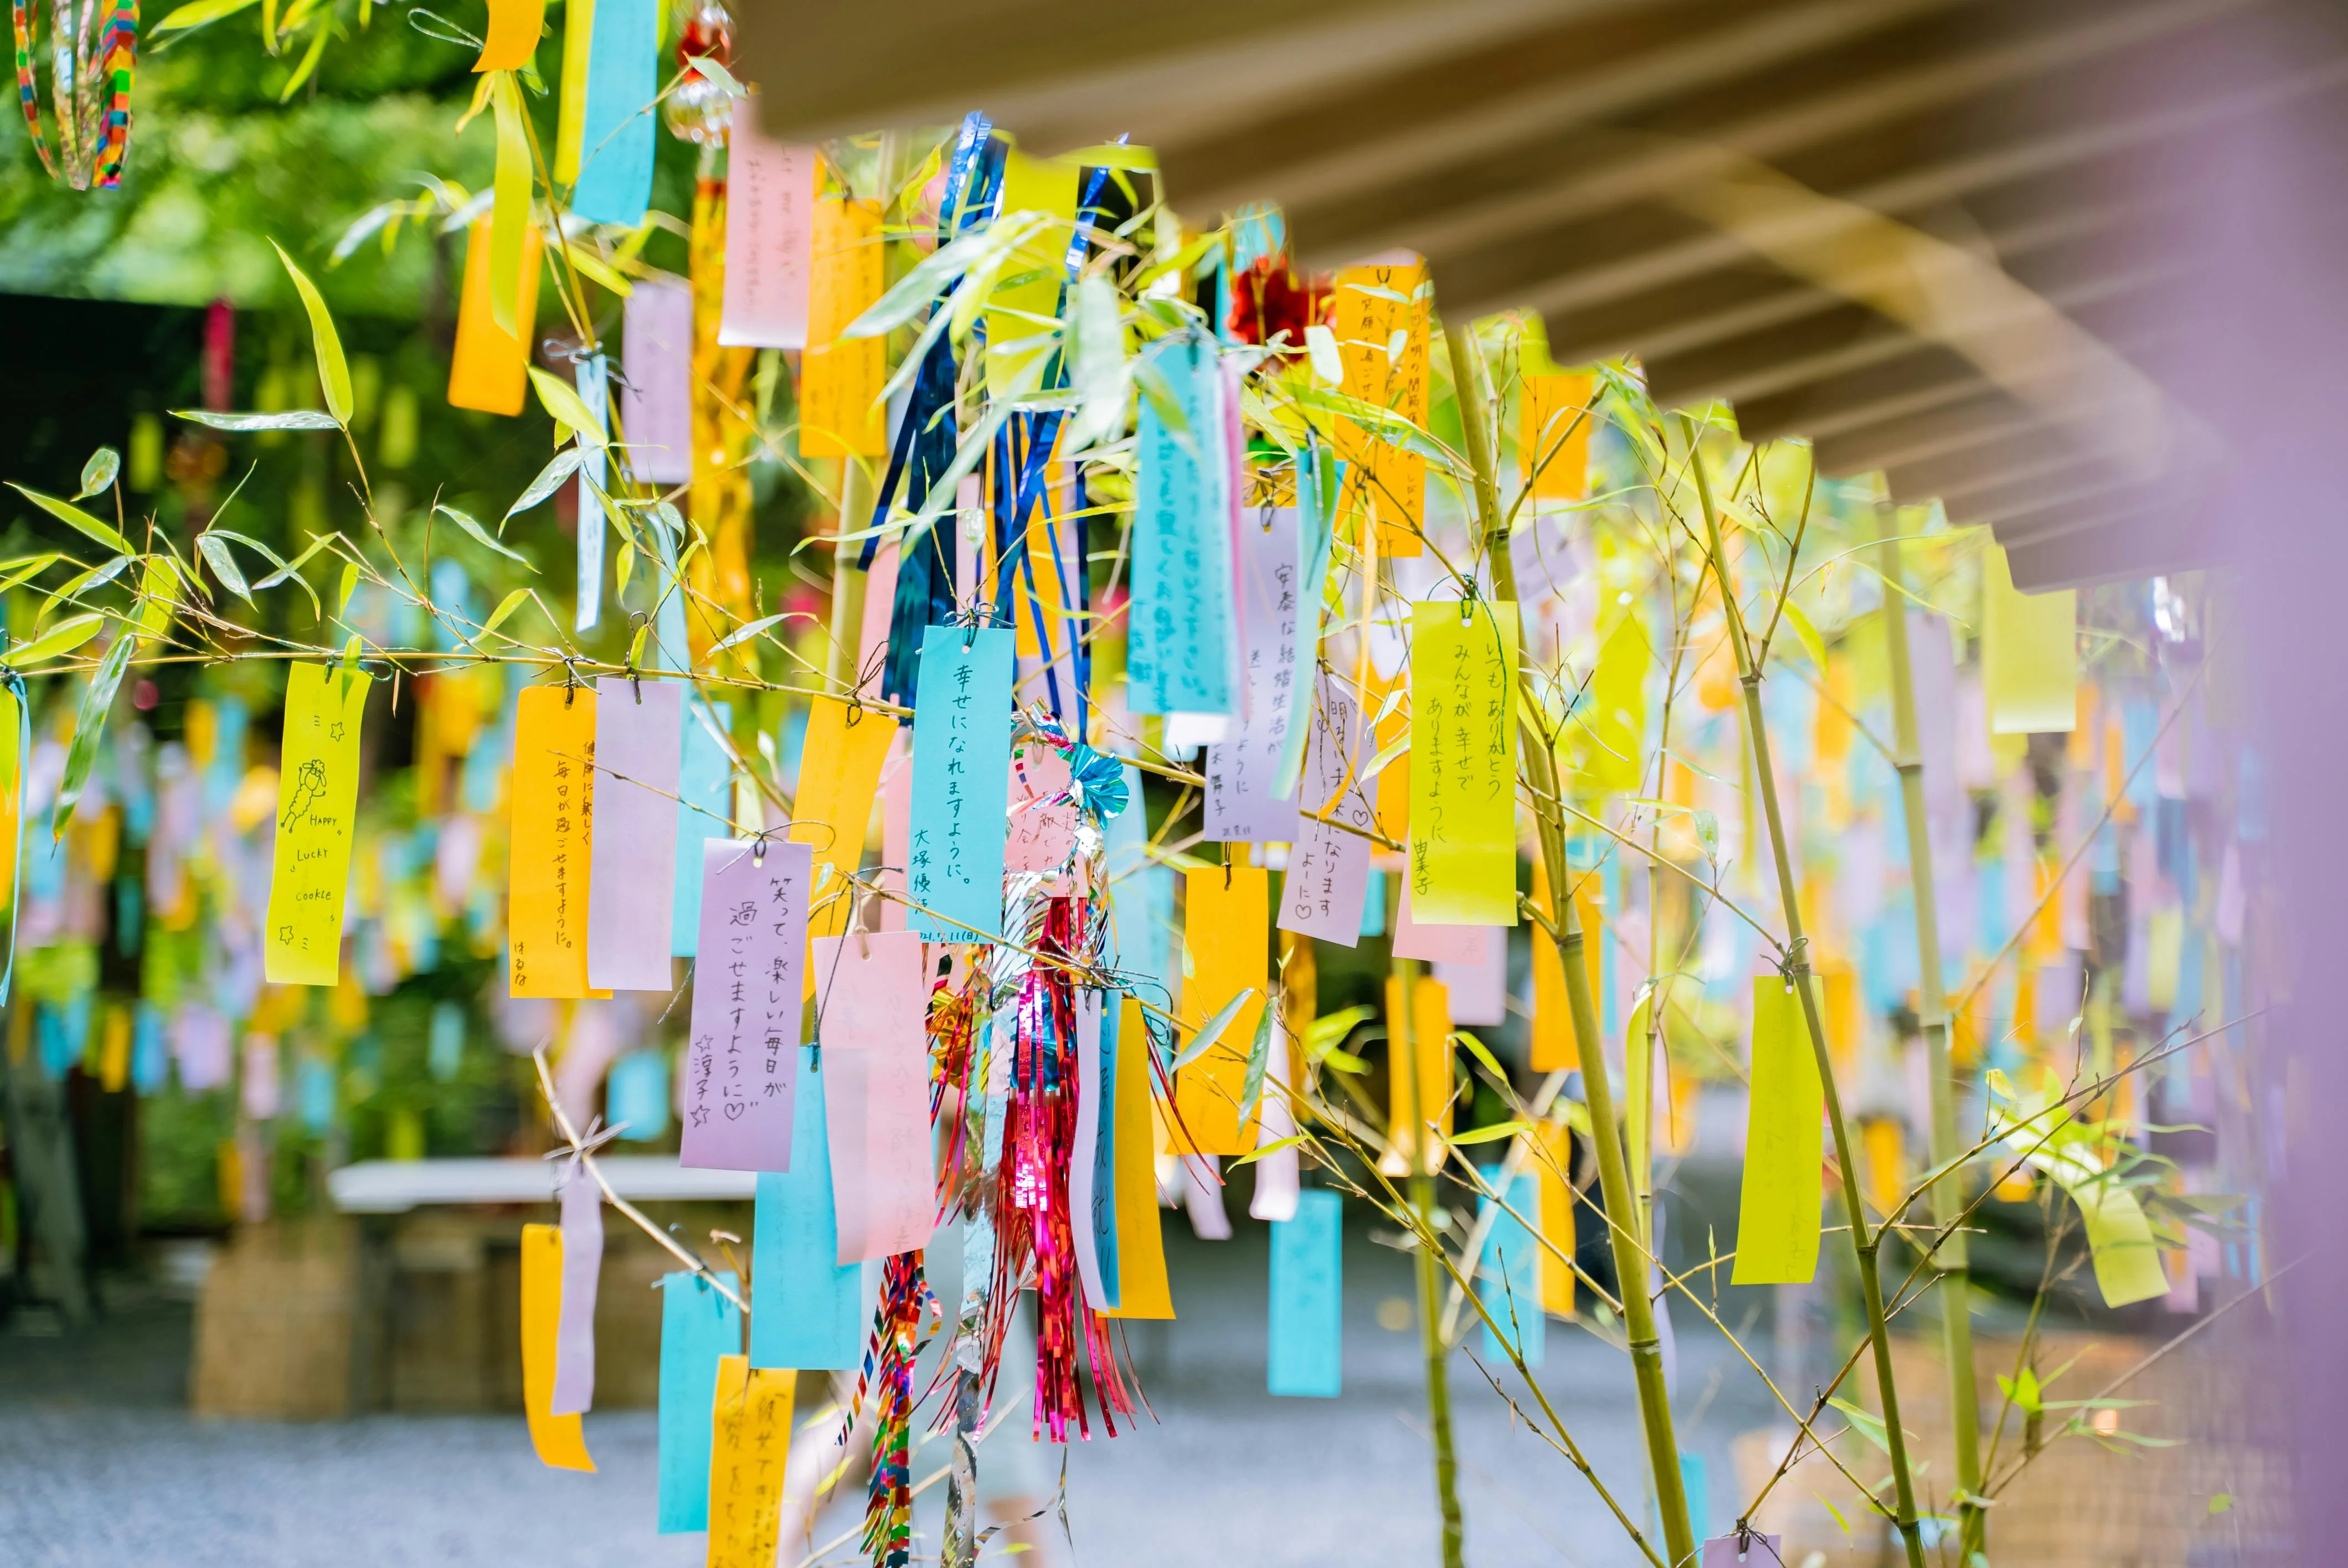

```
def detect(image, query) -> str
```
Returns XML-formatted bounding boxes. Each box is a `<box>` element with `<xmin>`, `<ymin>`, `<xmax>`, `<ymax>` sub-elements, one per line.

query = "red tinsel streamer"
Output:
<box><xmin>986</xmin><ymin>896</ymin><xmax>1137</xmax><ymax>1442</ymax></box>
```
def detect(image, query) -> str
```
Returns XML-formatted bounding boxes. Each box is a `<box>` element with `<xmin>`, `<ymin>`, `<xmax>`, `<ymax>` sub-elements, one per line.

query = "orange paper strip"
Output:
<box><xmin>520</xmin><ymin>1223</ymin><xmax>596</xmax><ymax>1471</ymax></box>
<box><xmin>1173</xmin><ymin>866</ymin><xmax>1267</xmax><ymax>1157</ymax></box>
<box><xmin>508</xmin><ymin>686</ymin><xmax>604</xmax><ymax>999</ymax></box>
<box><xmin>473</xmin><ymin>0</ymin><xmax>546</xmax><ymax>72</ymax></box>
<box><xmin>799</xmin><ymin>193</ymin><xmax>887</xmax><ymax>457</ymax></box>
<box><xmin>449</xmin><ymin>216</ymin><xmax>544</xmax><ymax>417</ymax></box>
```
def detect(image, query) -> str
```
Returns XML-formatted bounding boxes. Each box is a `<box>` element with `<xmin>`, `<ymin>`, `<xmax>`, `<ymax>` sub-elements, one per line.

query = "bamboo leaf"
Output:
<box><xmin>153</xmin><ymin>0</ymin><xmax>262</xmax><ymax>33</ymax></box>
<box><xmin>681</xmin><ymin>54</ymin><xmax>743</xmax><ymax>97</ymax></box>
<box><xmin>8</xmin><ymin>483</ymin><xmax>133</xmax><ymax>556</ymax></box>
<box><xmin>1453</xmin><ymin>1029</ymin><xmax>1510</xmax><ymax>1087</ymax></box>
<box><xmin>709</xmin><ymin>611</ymin><xmax>796</xmax><ymax>654</ymax></box>
<box><xmin>1779</xmin><ymin>599</ymin><xmax>1827</xmax><ymax>674</ymax></box>
<box><xmin>842</xmin><ymin>221</ymin><xmax>1028</xmax><ymax>341</ymax></box>
<box><xmin>526</xmin><ymin>369</ymin><xmax>605</xmax><ymax>446</ymax></box>
<box><xmin>0</xmin><ymin>554</ymin><xmax>62</xmax><ymax>595</ymax></box>
<box><xmin>53</xmin><ymin>632</ymin><xmax>135</xmax><ymax>840</ymax></box>
<box><xmin>480</xmin><ymin>587</ymin><xmax>535</xmax><ymax>636</ymax></box>
<box><xmin>38</xmin><ymin>555</ymin><xmax>133</xmax><ymax>622</ymax></box>
<box><xmin>1227</xmin><ymin>1133</ymin><xmax>1308</xmax><ymax>1170</ymax></box>
<box><xmin>171</xmin><ymin>409</ymin><xmax>343</xmax><ymax>432</ymax></box>
<box><xmin>197</xmin><ymin>533</ymin><xmax>254</xmax><ymax>605</ymax></box>
<box><xmin>276</xmin><ymin>18</ymin><xmax>329</xmax><ymax>101</ymax></box>
<box><xmin>1239</xmin><ymin>1006</ymin><xmax>1275</xmax><ymax>1121</ymax></box>
<box><xmin>1302</xmin><ymin>1004</ymin><xmax>1375</xmax><ymax>1059</ymax></box>
<box><xmin>270</xmin><ymin>240</ymin><xmax>353</xmax><ymax>426</ymax></box>
<box><xmin>337</xmin><ymin>562</ymin><xmax>360</xmax><ymax>617</ymax></box>
<box><xmin>1361</xmin><ymin>731</ymin><xmax>1410</xmax><ymax>782</ymax></box>
<box><xmin>76</xmin><ymin>447</ymin><xmax>120</xmax><ymax>501</ymax></box>
<box><xmin>1451</xmin><ymin>1119</ymin><xmax>1535</xmax><ymax>1148</ymax></box>
<box><xmin>506</xmin><ymin>445</ymin><xmax>589</xmax><ymax>520</ymax></box>
<box><xmin>433</xmin><ymin>503</ymin><xmax>537</xmax><ymax>569</ymax></box>
<box><xmin>562</xmin><ymin>240</ymin><xmax>634</xmax><ymax>297</ymax></box>
<box><xmin>1169</xmin><ymin>988</ymin><xmax>1257</xmax><ymax>1074</ymax></box>
<box><xmin>9</xmin><ymin>613</ymin><xmax>104</xmax><ymax>664</ymax></box>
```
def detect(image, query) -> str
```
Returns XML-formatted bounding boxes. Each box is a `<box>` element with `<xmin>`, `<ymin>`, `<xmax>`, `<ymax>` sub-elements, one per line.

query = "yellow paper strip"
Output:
<box><xmin>1982</xmin><ymin>543</ymin><xmax>2077</xmax><ymax>735</ymax></box>
<box><xmin>789</xmin><ymin>696</ymin><xmax>898</xmax><ymax>942</ymax></box>
<box><xmin>1536</xmin><ymin>1120</ymin><xmax>1574</xmax><ymax>1316</ymax></box>
<box><xmin>1332</xmin><ymin>260</ymin><xmax>1429</xmax><ymax>556</ymax></box>
<box><xmin>1384</xmin><ymin>973</ymin><xmax>1453</xmax><ymax>1165</ymax></box>
<box><xmin>521</xmin><ymin>1223</ymin><xmax>596</xmax><ymax>1471</ymax></box>
<box><xmin>449</xmin><ymin>216</ymin><xmax>544</xmax><ymax>416</ymax></box>
<box><xmin>1731</xmin><ymin>977</ymin><xmax>1822</xmax><ymax>1285</ymax></box>
<box><xmin>473</xmin><ymin>0</ymin><xmax>545</xmax><ymax>71</ymax></box>
<box><xmin>554</xmin><ymin>0</ymin><xmax>594</xmax><ymax>183</ymax></box>
<box><xmin>508</xmin><ymin>685</ymin><xmax>603</xmax><ymax>999</ymax></box>
<box><xmin>264</xmin><ymin>662</ymin><xmax>374</xmax><ymax>986</ymax></box>
<box><xmin>986</xmin><ymin>151</ymin><xmax>1080</xmax><ymax>399</ymax></box>
<box><xmin>489</xmin><ymin>72</ymin><xmax>534</xmax><ymax>336</ymax></box>
<box><xmin>1103</xmin><ymin>995</ymin><xmax>1174</xmax><ymax>1319</ymax></box>
<box><xmin>800</xmin><ymin>192</ymin><xmax>887</xmax><ymax>457</ymax></box>
<box><xmin>1173</xmin><ymin>866</ymin><xmax>1267</xmax><ymax>1156</ymax></box>
<box><xmin>707</xmin><ymin>1354</ymin><xmax>794</xmax><ymax>1566</ymax></box>
<box><xmin>1408</xmin><ymin>601</ymin><xmax>1520</xmax><ymax>926</ymax></box>
<box><xmin>1578</xmin><ymin>610</ymin><xmax>1649</xmax><ymax>796</ymax></box>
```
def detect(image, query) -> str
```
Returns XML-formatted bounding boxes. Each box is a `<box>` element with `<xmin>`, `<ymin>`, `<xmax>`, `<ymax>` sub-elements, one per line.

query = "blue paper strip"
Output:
<box><xmin>1268</xmin><ymin>1188</ymin><xmax>1342</xmax><ymax>1397</ymax></box>
<box><xmin>1128</xmin><ymin>334</ymin><xmax>1236</xmax><ymax>715</ymax></box>
<box><xmin>1477</xmin><ymin>1164</ymin><xmax>1544</xmax><ymax>1367</ymax></box>
<box><xmin>749</xmin><ymin>1049</ymin><xmax>863</xmax><ymax>1369</ymax></box>
<box><xmin>907</xmin><ymin>625</ymin><xmax>1014</xmax><ymax>943</ymax></box>
<box><xmin>671</xmin><ymin>699</ymin><xmax>734</xmax><ymax>955</ymax></box>
<box><xmin>608</xmin><ymin>1048</ymin><xmax>671</xmax><ymax>1141</ymax></box>
<box><xmin>657</xmin><ymin>1269</ymin><xmax>742</xmax><ymax>1533</ymax></box>
<box><xmin>569</xmin><ymin>0</ymin><xmax>656</xmax><ymax>226</ymax></box>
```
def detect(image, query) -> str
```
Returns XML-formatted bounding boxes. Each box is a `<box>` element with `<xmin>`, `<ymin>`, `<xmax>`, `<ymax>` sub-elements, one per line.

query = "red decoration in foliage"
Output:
<box><xmin>1226</xmin><ymin>255</ymin><xmax>1332</xmax><ymax>348</ymax></box>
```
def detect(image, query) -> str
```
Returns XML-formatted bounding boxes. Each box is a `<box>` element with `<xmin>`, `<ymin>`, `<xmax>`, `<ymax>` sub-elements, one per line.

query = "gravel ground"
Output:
<box><xmin>0</xmin><ymin>1221</ymin><xmax>1780</xmax><ymax>1567</ymax></box>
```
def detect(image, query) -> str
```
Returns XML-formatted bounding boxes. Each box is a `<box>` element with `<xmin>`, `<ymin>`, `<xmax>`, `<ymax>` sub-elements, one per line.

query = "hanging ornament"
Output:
<box><xmin>662</xmin><ymin>0</ymin><xmax>734</xmax><ymax>147</ymax></box>
<box><xmin>14</xmin><ymin>0</ymin><xmax>138</xmax><ymax>189</ymax></box>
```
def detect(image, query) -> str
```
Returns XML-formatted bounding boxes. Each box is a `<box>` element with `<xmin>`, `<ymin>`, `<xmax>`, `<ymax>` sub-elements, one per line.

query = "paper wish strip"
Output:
<box><xmin>1279</xmin><ymin>673</ymin><xmax>1376</xmax><ymax>946</ymax></box>
<box><xmin>656</xmin><ymin>1270</ymin><xmax>740</xmax><ymax>1534</ymax></box>
<box><xmin>680</xmin><ymin>839</ymin><xmax>811</xmax><ymax>1172</ymax></box>
<box><xmin>718</xmin><ymin>96</ymin><xmax>813</xmax><ymax>348</ymax></box>
<box><xmin>1409</xmin><ymin>600</ymin><xmax>1520</xmax><ymax>926</ymax></box>
<box><xmin>750</xmin><ymin>1048</ymin><xmax>864</xmax><ymax>1369</ymax></box>
<box><xmin>1127</xmin><ymin>333</ymin><xmax>1237</xmax><ymax>718</ymax></box>
<box><xmin>264</xmin><ymin>663</ymin><xmax>372</xmax><ymax>986</ymax></box>
<box><xmin>508</xmin><ymin>685</ymin><xmax>601</xmax><ymax>999</ymax></box>
<box><xmin>568</xmin><ymin>0</ymin><xmax>656</xmax><ymax>226</ymax></box>
<box><xmin>1070</xmin><ymin>990</ymin><xmax>1117</xmax><ymax>1310</ymax></box>
<box><xmin>519</xmin><ymin>1223</ymin><xmax>595</xmax><ymax>1471</ymax></box>
<box><xmin>620</xmin><ymin>276</ymin><xmax>693</xmax><ymax>484</ymax></box>
<box><xmin>1174</xmin><ymin>865</ymin><xmax>1266</xmax><ymax>1157</ymax></box>
<box><xmin>1732</xmin><ymin>976</ymin><xmax>1822</xmax><ymax>1285</ymax></box>
<box><xmin>585</xmin><ymin>675</ymin><xmax>681</xmax><ymax>990</ymax></box>
<box><xmin>813</xmin><ymin>929</ymin><xmax>932</xmax><ymax>1263</ymax></box>
<box><xmin>1204</xmin><ymin>502</ymin><xmax>1304</xmax><ymax>843</ymax></box>
<box><xmin>707</xmin><ymin>1355</ymin><xmax>794</xmax><ymax>1568</ymax></box>
<box><xmin>907</xmin><ymin>625</ymin><xmax>1014</xmax><ymax>943</ymax></box>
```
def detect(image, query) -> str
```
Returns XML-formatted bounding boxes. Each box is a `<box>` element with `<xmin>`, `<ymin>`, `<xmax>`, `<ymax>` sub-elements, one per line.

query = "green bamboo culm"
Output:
<box><xmin>1871</xmin><ymin>497</ymin><xmax>1987</xmax><ymax>1553</ymax></box>
<box><xmin>1680</xmin><ymin>416</ymin><xmax>1928</xmax><ymax>1568</ymax></box>
<box><xmin>1392</xmin><ymin>950</ymin><xmax>1466</xmax><ymax>1568</ymax></box>
<box><xmin>1446</xmin><ymin>325</ymin><xmax>1698</xmax><ymax>1568</ymax></box>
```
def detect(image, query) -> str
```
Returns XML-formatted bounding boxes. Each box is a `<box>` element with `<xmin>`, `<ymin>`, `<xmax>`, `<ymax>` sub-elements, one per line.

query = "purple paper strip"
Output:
<box><xmin>550</xmin><ymin>1160</ymin><xmax>603</xmax><ymax>1416</ymax></box>
<box><xmin>621</xmin><ymin>277</ymin><xmax>693</xmax><ymax>486</ymax></box>
<box><xmin>1393</xmin><ymin>878</ymin><xmax>1491</xmax><ymax>964</ymax></box>
<box><xmin>586</xmin><ymin>676</ymin><xmax>682</xmax><ymax>991</ymax></box>
<box><xmin>1204</xmin><ymin>503</ymin><xmax>1302</xmax><ymax>843</ymax></box>
<box><xmin>1700</xmin><ymin>1534</ymin><xmax>1782</xmax><ymax>1567</ymax></box>
<box><xmin>680</xmin><ymin>838</ymin><xmax>812</xmax><ymax>1172</ymax></box>
<box><xmin>1279</xmin><ymin>673</ymin><xmax>1376</xmax><ymax>946</ymax></box>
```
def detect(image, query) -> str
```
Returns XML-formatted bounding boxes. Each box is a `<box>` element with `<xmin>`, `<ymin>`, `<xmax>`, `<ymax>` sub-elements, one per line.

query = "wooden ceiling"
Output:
<box><xmin>740</xmin><ymin>0</ymin><xmax>2348</xmax><ymax>587</ymax></box>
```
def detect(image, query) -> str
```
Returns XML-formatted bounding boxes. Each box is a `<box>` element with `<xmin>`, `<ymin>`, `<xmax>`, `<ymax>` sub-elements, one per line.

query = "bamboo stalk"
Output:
<box><xmin>1393</xmin><ymin>943</ymin><xmax>1466</xmax><ymax>1568</ymax></box>
<box><xmin>1680</xmin><ymin>418</ymin><xmax>1926</xmax><ymax>1568</ymax></box>
<box><xmin>1446</xmin><ymin>326</ymin><xmax>1696</xmax><ymax>1568</ymax></box>
<box><xmin>1870</xmin><ymin>498</ymin><xmax>1986</xmax><ymax>1552</ymax></box>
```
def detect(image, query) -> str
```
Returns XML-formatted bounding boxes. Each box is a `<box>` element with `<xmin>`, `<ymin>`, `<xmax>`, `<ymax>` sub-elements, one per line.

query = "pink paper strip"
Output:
<box><xmin>550</xmin><ymin>1160</ymin><xmax>603</xmax><ymax>1416</ymax></box>
<box><xmin>1278</xmin><ymin>673</ymin><xmax>1376</xmax><ymax>946</ymax></box>
<box><xmin>1434</xmin><ymin>926</ymin><xmax>1508</xmax><ymax>1027</ymax></box>
<box><xmin>717</xmin><ymin>100</ymin><xmax>813</xmax><ymax>349</ymax></box>
<box><xmin>586</xmin><ymin>676</ymin><xmax>682</xmax><ymax>991</ymax></box>
<box><xmin>1248</xmin><ymin>1028</ymin><xmax>1300</xmax><ymax>1222</ymax></box>
<box><xmin>1004</xmin><ymin>744</ymin><xmax>1077</xmax><ymax>876</ymax></box>
<box><xmin>814</xmin><ymin>930</ymin><xmax>932</xmax><ymax>1263</ymax></box>
<box><xmin>876</xmin><ymin>731</ymin><xmax>910</xmax><ymax>932</ymax></box>
<box><xmin>621</xmin><ymin>276</ymin><xmax>693</xmax><ymax>484</ymax></box>
<box><xmin>681</xmin><ymin>838</ymin><xmax>812</xmax><ymax>1172</ymax></box>
<box><xmin>858</xmin><ymin>539</ymin><xmax>899</xmax><ymax>699</ymax></box>
<box><xmin>1204</xmin><ymin>504</ymin><xmax>1301</xmax><ymax>842</ymax></box>
<box><xmin>1392</xmin><ymin>878</ymin><xmax>1491</xmax><ymax>964</ymax></box>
